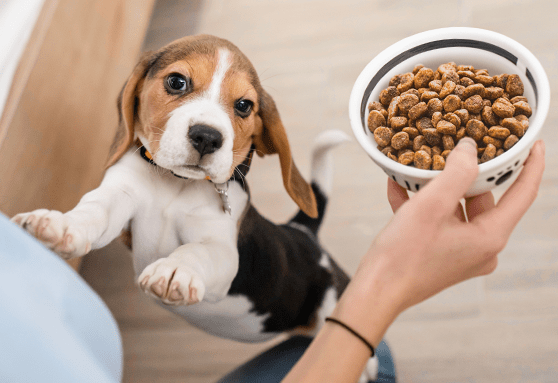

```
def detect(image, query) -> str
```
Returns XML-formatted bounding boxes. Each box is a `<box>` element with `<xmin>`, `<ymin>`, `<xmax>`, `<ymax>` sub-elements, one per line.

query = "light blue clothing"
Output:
<box><xmin>0</xmin><ymin>213</ymin><xmax>122</xmax><ymax>383</ymax></box>
<box><xmin>0</xmin><ymin>212</ymin><xmax>396</xmax><ymax>383</ymax></box>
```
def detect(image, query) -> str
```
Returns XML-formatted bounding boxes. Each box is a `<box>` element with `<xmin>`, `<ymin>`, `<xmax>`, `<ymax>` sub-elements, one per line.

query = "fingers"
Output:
<box><xmin>387</xmin><ymin>178</ymin><xmax>409</xmax><ymax>213</ymax></box>
<box><xmin>483</xmin><ymin>140</ymin><xmax>545</xmax><ymax>236</ymax></box>
<box><xmin>417</xmin><ymin>138</ymin><xmax>479</xmax><ymax>211</ymax></box>
<box><xmin>454</xmin><ymin>202</ymin><xmax>466</xmax><ymax>222</ymax></box>
<box><xmin>465</xmin><ymin>192</ymin><xmax>495</xmax><ymax>222</ymax></box>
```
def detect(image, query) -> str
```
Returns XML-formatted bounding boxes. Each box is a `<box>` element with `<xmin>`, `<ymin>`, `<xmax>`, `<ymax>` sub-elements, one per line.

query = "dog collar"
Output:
<box><xmin>140</xmin><ymin>146</ymin><xmax>189</xmax><ymax>180</ymax></box>
<box><xmin>138</xmin><ymin>145</ymin><xmax>255</xmax><ymax>215</ymax></box>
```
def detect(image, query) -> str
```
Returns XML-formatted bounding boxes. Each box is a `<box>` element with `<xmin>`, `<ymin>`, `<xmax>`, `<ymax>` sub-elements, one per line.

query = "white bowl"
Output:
<box><xmin>349</xmin><ymin>27</ymin><xmax>550</xmax><ymax>197</ymax></box>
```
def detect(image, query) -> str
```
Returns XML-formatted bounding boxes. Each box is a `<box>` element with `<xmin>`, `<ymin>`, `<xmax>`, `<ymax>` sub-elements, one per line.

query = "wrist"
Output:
<box><xmin>332</xmin><ymin>249</ymin><xmax>407</xmax><ymax>347</ymax></box>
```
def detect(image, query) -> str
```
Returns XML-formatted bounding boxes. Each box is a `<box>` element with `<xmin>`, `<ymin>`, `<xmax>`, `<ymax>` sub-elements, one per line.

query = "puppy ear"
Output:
<box><xmin>253</xmin><ymin>89</ymin><xmax>318</xmax><ymax>218</ymax></box>
<box><xmin>106</xmin><ymin>52</ymin><xmax>156</xmax><ymax>168</ymax></box>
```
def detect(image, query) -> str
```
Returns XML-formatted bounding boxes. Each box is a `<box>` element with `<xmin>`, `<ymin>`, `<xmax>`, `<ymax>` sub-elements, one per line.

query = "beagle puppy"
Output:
<box><xmin>12</xmin><ymin>35</ymin><xmax>377</xmax><ymax>381</ymax></box>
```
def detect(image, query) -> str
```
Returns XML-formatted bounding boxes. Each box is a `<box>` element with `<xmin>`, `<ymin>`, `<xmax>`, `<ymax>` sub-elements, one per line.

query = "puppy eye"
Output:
<box><xmin>165</xmin><ymin>74</ymin><xmax>189</xmax><ymax>94</ymax></box>
<box><xmin>234</xmin><ymin>99</ymin><xmax>253</xmax><ymax>117</ymax></box>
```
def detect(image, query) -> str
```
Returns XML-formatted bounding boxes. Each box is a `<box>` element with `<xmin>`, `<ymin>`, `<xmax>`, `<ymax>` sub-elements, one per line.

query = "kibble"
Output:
<box><xmin>487</xmin><ymin>126</ymin><xmax>510</xmax><ymax>140</ymax></box>
<box><xmin>413</xmin><ymin>135</ymin><xmax>426</xmax><ymax>151</ymax></box>
<box><xmin>442</xmin><ymin>135</ymin><xmax>455</xmax><ymax>151</ymax></box>
<box><xmin>432</xmin><ymin>154</ymin><xmax>446</xmax><ymax>170</ymax></box>
<box><xmin>390</xmin><ymin>116</ymin><xmax>408</xmax><ymax>131</ymax></box>
<box><xmin>408</xmin><ymin>102</ymin><xmax>428</xmax><ymax>120</ymax></box>
<box><xmin>419</xmin><ymin>145</ymin><xmax>432</xmax><ymax>156</ymax></box>
<box><xmin>460</xmin><ymin>77</ymin><xmax>475</xmax><ymax>87</ymax></box>
<box><xmin>492</xmin><ymin>97</ymin><xmax>515</xmax><ymax>118</ymax></box>
<box><xmin>398</xmin><ymin>93</ymin><xmax>420</xmax><ymax>114</ymax></box>
<box><xmin>431</xmin><ymin>111</ymin><xmax>443</xmax><ymax>127</ymax></box>
<box><xmin>374</xmin><ymin>126</ymin><xmax>392</xmax><ymax>147</ymax></box>
<box><xmin>429</xmin><ymin>80</ymin><xmax>443</xmax><ymax>93</ymax></box>
<box><xmin>476</xmin><ymin>75</ymin><xmax>494</xmax><ymax>87</ymax></box>
<box><xmin>402</xmin><ymin>127</ymin><xmax>419</xmax><ymax>140</ymax></box>
<box><xmin>481</xmin><ymin>106</ymin><xmax>499</xmax><ymax>126</ymax></box>
<box><xmin>484</xmin><ymin>86</ymin><xmax>504</xmax><ymax>100</ymax></box>
<box><xmin>421</xmin><ymin>91</ymin><xmax>439</xmax><ymax>102</ymax></box>
<box><xmin>391</xmin><ymin>131</ymin><xmax>410</xmax><ymax>150</ymax></box>
<box><xmin>442</xmin><ymin>71</ymin><xmax>459</xmax><ymax>85</ymax></box>
<box><xmin>367</xmin><ymin>110</ymin><xmax>386</xmax><ymax>132</ymax></box>
<box><xmin>414</xmin><ymin>150</ymin><xmax>432</xmax><ymax>169</ymax></box>
<box><xmin>454</xmin><ymin>109</ymin><xmax>470</xmax><ymax>125</ymax></box>
<box><xmin>398</xmin><ymin>150</ymin><xmax>415</xmax><ymax>165</ymax></box>
<box><xmin>454</xmin><ymin>85</ymin><xmax>466</xmax><ymax>100</ymax></box>
<box><xmin>443</xmin><ymin>94</ymin><xmax>462</xmax><ymax>112</ymax></box>
<box><xmin>456</xmin><ymin>127</ymin><xmax>466</xmax><ymax>140</ymax></box>
<box><xmin>427</xmin><ymin>98</ymin><xmax>443</xmax><ymax>116</ymax></box>
<box><xmin>414</xmin><ymin>67</ymin><xmax>435</xmax><ymax>89</ymax></box>
<box><xmin>444</xmin><ymin>113</ymin><xmax>461</xmax><ymax>128</ymax></box>
<box><xmin>501</xmin><ymin>117</ymin><xmax>525</xmax><ymax>137</ymax></box>
<box><xmin>481</xmin><ymin>144</ymin><xmax>497</xmax><ymax>163</ymax></box>
<box><xmin>368</xmin><ymin>63</ymin><xmax>531</xmax><ymax>169</ymax></box>
<box><xmin>506</xmin><ymin>74</ymin><xmax>524</xmax><ymax>97</ymax></box>
<box><xmin>379</xmin><ymin>86</ymin><xmax>399</xmax><ymax>106</ymax></box>
<box><xmin>483</xmin><ymin>136</ymin><xmax>503</xmax><ymax>149</ymax></box>
<box><xmin>439</xmin><ymin>81</ymin><xmax>456</xmax><ymax>99</ymax></box>
<box><xmin>423</xmin><ymin>128</ymin><xmax>442</xmax><ymax>146</ymax></box>
<box><xmin>504</xmin><ymin>134</ymin><xmax>519</xmax><ymax>150</ymax></box>
<box><xmin>381</xmin><ymin>146</ymin><xmax>395</xmax><ymax>156</ymax></box>
<box><xmin>436</xmin><ymin>120</ymin><xmax>457</xmax><ymax>135</ymax></box>
<box><xmin>397</xmin><ymin>73</ymin><xmax>414</xmax><ymax>93</ymax></box>
<box><xmin>464</xmin><ymin>95</ymin><xmax>484</xmax><ymax>114</ymax></box>
<box><xmin>463</xmin><ymin>83</ymin><xmax>485</xmax><ymax>99</ymax></box>
<box><xmin>466</xmin><ymin>119</ymin><xmax>487</xmax><ymax>141</ymax></box>
<box><xmin>416</xmin><ymin>117</ymin><xmax>434</xmax><ymax>132</ymax></box>
<box><xmin>513</xmin><ymin>101</ymin><xmax>532</xmax><ymax>117</ymax></box>
<box><xmin>516</xmin><ymin>114</ymin><xmax>530</xmax><ymax>130</ymax></box>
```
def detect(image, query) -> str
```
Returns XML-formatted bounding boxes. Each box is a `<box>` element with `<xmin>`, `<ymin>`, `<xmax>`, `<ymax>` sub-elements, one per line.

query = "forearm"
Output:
<box><xmin>283</xmin><ymin>250</ymin><xmax>402</xmax><ymax>382</ymax></box>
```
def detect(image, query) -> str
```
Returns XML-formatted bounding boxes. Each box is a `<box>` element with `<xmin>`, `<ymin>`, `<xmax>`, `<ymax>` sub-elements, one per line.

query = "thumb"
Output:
<box><xmin>421</xmin><ymin>137</ymin><xmax>479</xmax><ymax>208</ymax></box>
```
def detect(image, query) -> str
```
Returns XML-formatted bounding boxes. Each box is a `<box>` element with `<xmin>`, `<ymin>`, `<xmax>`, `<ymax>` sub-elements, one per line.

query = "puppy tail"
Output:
<box><xmin>288</xmin><ymin>130</ymin><xmax>351</xmax><ymax>235</ymax></box>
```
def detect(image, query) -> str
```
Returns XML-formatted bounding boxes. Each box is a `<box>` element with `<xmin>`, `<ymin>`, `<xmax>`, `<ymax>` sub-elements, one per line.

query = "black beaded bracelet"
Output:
<box><xmin>325</xmin><ymin>317</ymin><xmax>375</xmax><ymax>357</ymax></box>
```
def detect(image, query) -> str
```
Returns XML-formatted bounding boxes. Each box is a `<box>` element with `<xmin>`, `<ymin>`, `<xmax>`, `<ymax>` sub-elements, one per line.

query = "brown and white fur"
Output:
<box><xmin>12</xmin><ymin>35</ymin><xmax>377</xmax><ymax>381</ymax></box>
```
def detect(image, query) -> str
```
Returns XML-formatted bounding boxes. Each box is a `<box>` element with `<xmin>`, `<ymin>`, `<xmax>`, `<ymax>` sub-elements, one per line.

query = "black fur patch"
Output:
<box><xmin>289</xmin><ymin>182</ymin><xmax>328</xmax><ymax>236</ymax></box>
<box><xmin>230</xmin><ymin>201</ymin><xmax>349</xmax><ymax>333</ymax></box>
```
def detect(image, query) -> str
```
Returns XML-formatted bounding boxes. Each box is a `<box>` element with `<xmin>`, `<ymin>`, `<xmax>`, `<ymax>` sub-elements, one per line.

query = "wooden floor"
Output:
<box><xmin>81</xmin><ymin>1</ymin><xmax>558</xmax><ymax>382</ymax></box>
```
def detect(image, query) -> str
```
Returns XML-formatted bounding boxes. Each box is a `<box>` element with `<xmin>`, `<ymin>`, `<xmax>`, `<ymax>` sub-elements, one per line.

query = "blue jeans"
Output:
<box><xmin>218</xmin><ymin>336</ymin><xmax>396</xmax><ymax>383</ymax></box>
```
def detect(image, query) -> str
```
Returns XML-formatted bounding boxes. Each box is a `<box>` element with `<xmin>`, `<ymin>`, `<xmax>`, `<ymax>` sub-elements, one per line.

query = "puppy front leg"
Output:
<box><xmin>138</xmin><ymin>242</ymin><xmax>238</xmax><ymax>306</ymax></box>
<box><xmin>12</xmin><ymin>185</ymin><xmax>136</xmax><ymax>259</ymax></box>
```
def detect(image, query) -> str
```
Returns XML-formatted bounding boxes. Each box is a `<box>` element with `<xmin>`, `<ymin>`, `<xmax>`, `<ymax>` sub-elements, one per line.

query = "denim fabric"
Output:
<box><xmin>218</xmin><ymin>336</ymin><xmax>396</xmax><ymax>383</ymax></box>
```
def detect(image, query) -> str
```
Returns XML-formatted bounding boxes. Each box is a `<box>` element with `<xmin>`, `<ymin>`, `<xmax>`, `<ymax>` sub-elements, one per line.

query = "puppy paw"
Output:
<box><xmin>11</xmin><ymin>210</ymin><xmax>90</xmax><ymax>259</ymax></box>
<box><xmin>138</xmin><ymin>258</ymin><xmax>206</xmax><ymax>306</ymax></box>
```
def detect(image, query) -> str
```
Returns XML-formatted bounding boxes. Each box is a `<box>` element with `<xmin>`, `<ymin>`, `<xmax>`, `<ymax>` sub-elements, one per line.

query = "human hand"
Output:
<box><xmin>357</xmin><ymin>137</ymin><xmax>546</xmax><ymax>316</ymax></box>
<box><xmin>285</xmin><ymin>138</ymin><xmax>545</xmax><ymax>383</ymax></box>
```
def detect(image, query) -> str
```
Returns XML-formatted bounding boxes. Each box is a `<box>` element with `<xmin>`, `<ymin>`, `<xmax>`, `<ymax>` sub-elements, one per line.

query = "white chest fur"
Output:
<box><xmin>99</xmin><ymin>152</ymin><xmax>275</xmax><ymax>340</ymax></box>
<box><xmin>105</xmin><ymin>152</ymin><xmax>246</xmax><ymax>274</ymax></box>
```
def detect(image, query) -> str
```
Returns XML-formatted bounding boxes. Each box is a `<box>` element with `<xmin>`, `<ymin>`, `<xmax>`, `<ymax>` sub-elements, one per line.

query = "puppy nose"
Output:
<box><xmin>188</xmin><ymin>124</ymin><xmax>223</xmax><ymax>156</ymax></box>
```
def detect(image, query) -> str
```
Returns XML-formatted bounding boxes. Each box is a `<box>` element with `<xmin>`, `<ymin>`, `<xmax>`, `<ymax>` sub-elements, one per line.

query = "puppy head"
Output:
<box><xmin>107</xmin><ymin>34</ymin><xmax>317</xmax><ymax>218</ymax></box>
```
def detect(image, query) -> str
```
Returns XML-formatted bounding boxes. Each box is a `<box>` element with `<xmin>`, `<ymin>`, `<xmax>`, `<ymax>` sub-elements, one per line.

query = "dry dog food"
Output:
<box><xmin>368</xmin><ymin>62</ymin><xmax>531</xmax><ymax>170</ymax></box>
